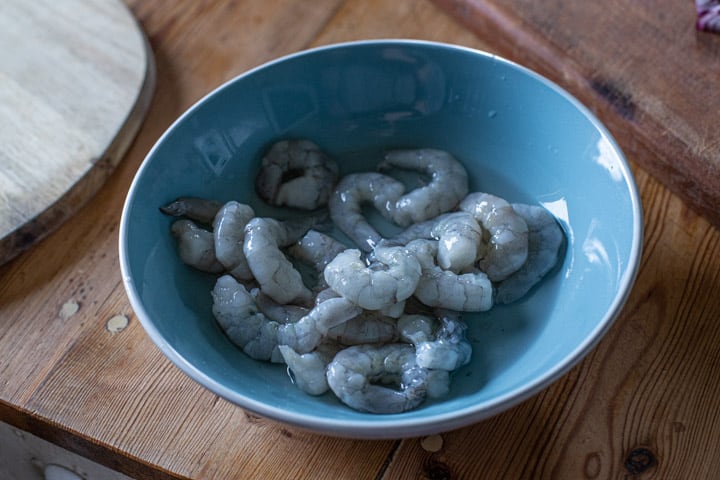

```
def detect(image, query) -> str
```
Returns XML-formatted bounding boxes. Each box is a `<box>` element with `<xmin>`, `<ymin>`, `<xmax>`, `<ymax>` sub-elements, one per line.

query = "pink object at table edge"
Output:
<box><xmin>696</xmin><ymin>0</ymin><xmax>720</xmax><ymax>32</ymax></box>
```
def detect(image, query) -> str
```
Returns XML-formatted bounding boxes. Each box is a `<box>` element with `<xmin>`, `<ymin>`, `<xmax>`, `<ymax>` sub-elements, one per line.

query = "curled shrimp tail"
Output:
<box><xmin>379</xmin><ymin>148</ymin><xmax>469</xmax><ymax>226</ymax></box>
<box><xmin>326</xmin><ymin>344</ymin><xmax>428</xmax><ymax>414</ymax></box>
<box><xmin>459</xmin><ymin>192</ymin><xmax>529</xmax><ymax>282</ymax></box>
<box><xmin>256</xmin><ymin>139</ymin><xmax>340</xmax><ymax>210</ymax></box>
<box><xmin>329</xmin><ymin>172</ymin><xmax>405</xmax><ymax>252</ymax></box>
<box><xmin>494</xmin><ymin>204</ymin><xmax>565</xmax><ymax>304</ymax></box>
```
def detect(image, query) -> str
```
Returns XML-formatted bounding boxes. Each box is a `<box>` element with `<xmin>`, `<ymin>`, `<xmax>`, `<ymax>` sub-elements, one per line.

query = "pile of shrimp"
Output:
<box><xmin>161</xmin><ymin>139</ymin><xmax>564</xmax><ymax>414</ymax></box>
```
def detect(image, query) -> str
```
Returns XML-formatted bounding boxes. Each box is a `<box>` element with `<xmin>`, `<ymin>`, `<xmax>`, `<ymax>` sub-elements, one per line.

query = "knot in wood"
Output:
<box><xmin>423</xmin><ymin>458</ymin><xmax>454</xmax><ymax>480</ymax></box>
<box><xmin>624</xmin><ymin>447</ymin><xmax>657</xmax><ymax>475</ymax></box>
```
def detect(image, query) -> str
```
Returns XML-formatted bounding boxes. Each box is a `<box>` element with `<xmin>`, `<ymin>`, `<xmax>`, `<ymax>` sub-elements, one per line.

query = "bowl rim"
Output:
<box><xmin>119</xmin><ymin>38</ymin><xmax>644</xmax><ymax>439</ymax></box>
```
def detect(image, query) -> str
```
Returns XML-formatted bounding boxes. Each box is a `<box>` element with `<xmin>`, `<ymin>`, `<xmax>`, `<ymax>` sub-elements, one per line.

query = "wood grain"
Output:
<box><xmin>0</xmin><ymin>0</ymin><xmax>154</xmax><ymax>265</ymax></box>
<box><xmin>1</xmin><ymin>1</ymin><xmax>720</xmax><ymax>479</ymax></box>
<box><xmin>432</xmin><ymin>0</ymin><xmax>720</xmax><ymax>229</ymax></box>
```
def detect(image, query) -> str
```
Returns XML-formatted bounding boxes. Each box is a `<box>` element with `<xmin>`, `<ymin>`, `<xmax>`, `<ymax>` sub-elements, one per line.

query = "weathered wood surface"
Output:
<box><xmin>1</xmin><ymin>1</ymin><xmax>719</xmax><ymax>479</ymax></box>
<box><xmin>0</xmin><ymin>0</ymin><xmax>154</xmax><ymax>265</ymax></box>
<box><xmin>433</xmin><ymin>0</ymin><xmax>720</xmax><ymax>229</ymax></box>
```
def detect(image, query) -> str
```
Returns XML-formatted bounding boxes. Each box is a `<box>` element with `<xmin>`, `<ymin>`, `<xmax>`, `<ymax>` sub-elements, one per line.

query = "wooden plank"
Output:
<box><xmin>433</xmin><ymin>0</ymin><xmax>720</xmax><ymax>228</ymax></box>
<box><xmin>0</xmin><ymin>0</ymin><xmax>154</xmax><ymax>265</ymax></box>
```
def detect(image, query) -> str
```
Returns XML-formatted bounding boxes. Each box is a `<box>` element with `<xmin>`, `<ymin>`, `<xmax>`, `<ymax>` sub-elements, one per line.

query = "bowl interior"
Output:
<box><xmin>121</xmin><ymin>40</ymin><xmax>641</xmax><ymax>437</ymax></box>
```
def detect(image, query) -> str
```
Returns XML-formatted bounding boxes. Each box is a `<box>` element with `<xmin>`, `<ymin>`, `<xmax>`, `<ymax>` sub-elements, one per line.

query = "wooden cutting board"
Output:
<box><xmin>434</xmin><ymin>0</ymin><xmax>720</xmax><ymax>227</ymax></box>
<box><xmin>0</xmin><ymin>0</ymin><xmax>154</xmax><ymax>265</ymax></box>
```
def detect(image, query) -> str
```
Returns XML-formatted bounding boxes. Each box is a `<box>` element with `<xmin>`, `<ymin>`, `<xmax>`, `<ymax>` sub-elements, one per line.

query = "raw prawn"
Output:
<box><xmin>252</xmin><ymin>288</ymin><xmax>390</xmax><ymax>347</ymax></box>
<box><xmin>326</xmin><ymin>310</ymin><xmax>399</xmax><ymax>345</ymax></box>
<box><xmin>459</xmin><ymin>192</ymin><xmax>529</xmax><ymax>281</ymax></box>
<box><xmin>384</xmin><ymin>212</ymin><xmax>454</xmax><ymax>246</ymax></box>
<box><xmin>414</xmin><ymin>311</ymin><xmax>472</xmax><ymax>371</ymax></box>
<box><xmin>323</xmin><ymin>245</ymin><xmax>421</xmax><ymax>310</ymax></box>
<box><xmin>379</xmin><ymin>148</ymin><xmax>469</xmax><ymax>227</ymax></box>
<box><xmin>495</xmin><ymin>203</ymin><xmax>564</xmax><ymax>304</ymax></box>
<box><xmin>276</xmin><ymin>296</ymin><xmax>362</xmax><ymax>354</ymax></box>
<box><xmin>243</xmin><ymin>216</ymin><xmax>317</xmax><ymax>305</ymax></box>
<box><xmin>170</xmin><ymin>219</ymin><xmax>224</xmax><ymax>273</ymax></box>
<box><xmin>398</xmin><ymin>311</ymin><xmax>471</xmax><ymax>371</ymax></box>
<box><xmin>430</xmin><ymin>211</ymin><xmax>483</xmax><ymax>273</ymax></box>
<box><xmin>275</xmin><ymin>297</ymin><xmax>360</xmax><ymax>355</ymax></box>
<box><xmin>255</xmin><ymin>139</ymin><xmax>339</xmax><ymax>210</ymax></box>
<box><xmin>278</xmin><ymin>343</ymin><xmax>340</xmax><ymax>396</ymax></box>
<box><xmin>251</xmin><ymin>289</ymin><xmax>309</xmax><ymax>324</ymax></box>
<box><xmin>397</xmin><ymin>313</ymin><xmax>436</xmax><ymax>345</ymax></box>
<box><xmin>287</xmin><ymin>229</ymin><xmax>348</xmax><ymax>290</ymax></box>
<box><xmin>406</xmin><ymin>239</ymin><xmax>493</xmax><ymax>312</ymax></box>
<box><xmin>211</xmin><ymin>274</ymin><xmax>283</xmax><ymax>362</ymax></box>
<box><xmin>213</xmin><ymin>201</ymin><xmax>255</xmax><ymax>280</ymax></box>
<box><xmin>213</xmin><ymin>276</ymin><xmax>361</xmax><ymax>361</ymax></box>
<box><xmin>328</xmin><ymin>172</ymin><xmax>405</xmax><ymax>251</ymax></box>
<box><xmin>169</xmin><ymin>142</ymin><xmax>569</xmax><ymax>415</ymax></box>
<box><xmin>325</xmin><ymin>343</ymin><xmax>429</xmax><ymax>414</ymax></box>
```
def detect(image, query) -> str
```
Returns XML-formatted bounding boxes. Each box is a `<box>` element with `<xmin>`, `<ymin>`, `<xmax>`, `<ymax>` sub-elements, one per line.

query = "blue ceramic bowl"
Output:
<box><xmin>120</xmin><ymin>40</ymin><xmax>642</xmax><ymax>438</ymax></box>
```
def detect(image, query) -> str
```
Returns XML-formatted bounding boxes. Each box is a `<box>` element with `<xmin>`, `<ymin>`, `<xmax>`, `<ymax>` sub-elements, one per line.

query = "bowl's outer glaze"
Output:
<box><xmin>120</xmin><ymin>40</ymin><xmax>642</xmax><ymax>438</ymax></box>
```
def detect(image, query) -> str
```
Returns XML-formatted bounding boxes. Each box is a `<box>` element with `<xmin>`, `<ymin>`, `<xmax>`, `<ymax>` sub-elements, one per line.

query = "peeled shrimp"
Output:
<box><xmin>169</xmin><ymin>143</ymin><xmax>569</xmax><ymax>415</ymax></box>
<box><xmin>252</xmin><ymin>289</ymin><xmax>309</xmax><ymax>324</ymax></box>
<box><xmin>255</xmin><ymin>287</ymin><xmax>392</xmax><ymax>348</ymax></box>
<box><xmin>397</xmin><ymin>313</ymin><xmax>436</xmax><ymax>345</ymax></box>
<box><xmin>379</xmin><ymin>148</ymin><xmax>469</xmax><ymax>227</ymax></box>
<box><xmin>406</xmin><ymin>239</ymin><xmax>493</xmax><ymax>312</ymax></box>
<box><xmin>276</xmin><ymin>296</ymin><xmax>362</xmax><ymax>354</ymax></box>
<box><xmin>495</xmin><ymin>203</ymin><xmax>564</xmax><ymax>304</ymax></box>
<box><xmin>328</xmin><ymin>172</ymin><xmax>405</xmax><ymax>252</ymax></box>
<box><xmin>385</xmin><ymin>209</ymin><xmax>483</xmax><ymax>273</ymax></box>
<box><xmin>385</xmin><ymin>212</ymin><xmax>454</xmax><ymax>246</ymax></box>
<box><xmin>397</xmin><ymin>311</ymin><xmax>471</xmax><ymax>371</ymax></box>
<box><xmin>287</xmin><ymin>229</ymin><xmax>348</xmax><ymax>290</ymax></box>
<box><xmin>278</xmin><ymin>343</ymin><xmax>340</xmax><ymax>396</ymax></box>
<box><xmin>160</xmin><ymin>197</ymin><xmax>222</xmax><ymax>224</ymax></box>
<box><xmin>314</xmin><ymin>286</ymin><xmax>342</xmax><ymax>305</ymax></box>
<box><xmin>431</xmin><ymin>211</ymin><xmax>483</xmax><ymax>273</ymax></box>
<box><xmin>325</xmin><ymin>343</ymin><xmax>429</xmax><ymax>414</ymax></box>
<box><xmin>323</xmin><ymin>245</ymin><xmax>421</xmax><ymax>310</ymax></box>
<box><xmin>213</xmin><ymin>276</ymin><xmax>361</xmax><ymax>361</ymax></box>
<box><xmin>255</xmin><ymin>139</ymin><xmax>339</xmax><ymax>210</ymax></box>
<box><xmin>212</xmin><ymin>274</ymin><xmax>282</xmax><ymax>362</ymax></box>
<box><xmin>326</xmin><ymin>310</ymin><xmax>399</xmax><ymax>345</ymax></box>
<box><xmin>414</xmin><ymin>311</ymin><xmax>472</xmax><ymax>371</ymax></box>
<box><xmin>213</xmin><ymin>201</ymin><xmax>255</xmax><ymax>280</ymax></box>
<box><xmin>243</xmin><ymin>216</ymin><xmax>316</xmax><ymax>305</ymax></box>
<box><xmin>170</xmin><ymin>219</ymin><xmax>224</xmax><ymax>273</ymax></box>
<box><xmin>459</xmin><ymin>192</ymin><xmax>529</xmax><ymax>282</ymax></box>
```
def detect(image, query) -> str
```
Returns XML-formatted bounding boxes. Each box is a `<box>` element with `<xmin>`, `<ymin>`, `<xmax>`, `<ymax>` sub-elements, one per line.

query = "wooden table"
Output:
<box><xmin>2</xmin><ymin>1</ymin><xmax>719</xmax><ymax>478</ymax></box>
